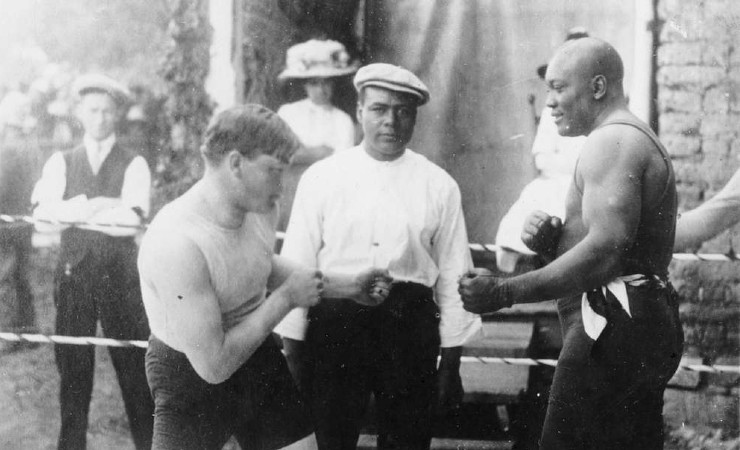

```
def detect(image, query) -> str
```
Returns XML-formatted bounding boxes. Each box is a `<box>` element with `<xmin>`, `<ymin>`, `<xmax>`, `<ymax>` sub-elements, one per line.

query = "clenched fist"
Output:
<box><xmin>521</xmin><ymin>210</ymin><xmax>563</xmax><ymax>259</ymax></box>
<box><xmin>458</xmin><ymin>268</ymin><xmax>514</xmax><ymax>314</ymax></box>
<box><xmin>353</xmin><ymin>268</ymin><xmax>394</xmax><ymax>306</ymax></box>
<box><xmin>279</xmin><ymin>269</ymin><xmax>325</xmax><ymax>309</ymax></box>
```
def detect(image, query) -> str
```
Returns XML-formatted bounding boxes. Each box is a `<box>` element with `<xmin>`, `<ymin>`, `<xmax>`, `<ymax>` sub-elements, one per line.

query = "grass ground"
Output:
<box><xmin>0</xmin><ymin>245</ymin><xmax>135</xmax><ymax>450</ymax></box>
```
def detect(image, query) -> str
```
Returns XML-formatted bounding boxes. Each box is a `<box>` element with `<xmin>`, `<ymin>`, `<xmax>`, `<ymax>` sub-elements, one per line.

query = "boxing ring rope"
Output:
<box><xmin>2</xmin><ymin>214</ymin><xmax>739</xmax><ymax>261</ymax></box>
<box><xmin>0</xmin><ymin>331</ymin><xmax>737</xmax><ymax>374</ymax></box>
<box><xmin>1</xmin><ymin>214</ymin><xmax>738</xmax><ymax>374</ymax></box>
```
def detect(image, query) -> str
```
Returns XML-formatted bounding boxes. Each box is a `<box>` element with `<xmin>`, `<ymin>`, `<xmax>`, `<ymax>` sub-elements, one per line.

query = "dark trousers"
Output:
<box><xmin>146</xmin><ymin>336</ymin><xmax>313</xmax><ymax>450</ymax></box>
<box><xmin>540</xmin><ymin>281</ymin><xmax>684</xmax><ymax>450</ymax></box>
<box><xmin>0</xmin><ymin>225</ymin><xmax>36</xmax><ymax>333</ymax></box>
<box><xmin>54</xmin><ymin>244</ymin><xmax>154</xmax><ymax>450</ymax></box>
<box><xmin>303</xmin><ymin>282</ymin><xmax>440</xmax><ymax>450</ymax></box>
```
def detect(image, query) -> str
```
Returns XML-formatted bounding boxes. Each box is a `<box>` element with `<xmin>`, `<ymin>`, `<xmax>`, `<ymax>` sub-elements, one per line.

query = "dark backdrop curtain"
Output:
<box><xmin>363</xmin><ymin>0</ymin><xmax>636</xmax><ymax>244</ymax></box>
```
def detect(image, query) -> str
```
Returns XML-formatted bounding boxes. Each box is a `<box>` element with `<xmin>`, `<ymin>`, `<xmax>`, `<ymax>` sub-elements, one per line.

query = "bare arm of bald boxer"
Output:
<box><xmin>460</xmin><ymin>126</ymin><xmax>647</xmax><ymax>312</ymax></box>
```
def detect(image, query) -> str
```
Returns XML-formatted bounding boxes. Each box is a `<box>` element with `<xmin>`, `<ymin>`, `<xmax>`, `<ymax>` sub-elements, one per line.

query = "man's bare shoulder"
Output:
<box><xmin>139</xmin><ymin>199</ymin><xmax>205</xmax><ymax>272</ymax></box>
<box><xmin>578</xmin><ymin>124</ymin><xmax>652</xmax><ymax>176</ymax></box>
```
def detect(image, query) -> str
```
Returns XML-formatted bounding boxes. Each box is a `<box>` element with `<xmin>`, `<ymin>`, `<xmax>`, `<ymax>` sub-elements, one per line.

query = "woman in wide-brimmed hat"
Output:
<box><xmin>277</xmin><ymin>39</ymin><xmax>357</xmax><ymax>163</ymax></box>
<box><xmin>276</xmin><ymin>39</ymin><xmax>358</xmax><ymax>230</ymax></box>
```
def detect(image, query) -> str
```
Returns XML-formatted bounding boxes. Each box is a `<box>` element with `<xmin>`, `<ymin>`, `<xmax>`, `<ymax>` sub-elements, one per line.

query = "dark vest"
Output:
<box><xmin>59</xmin><ymin>143</ymin><xmax>138</xmax><ymax>269</ymax></box>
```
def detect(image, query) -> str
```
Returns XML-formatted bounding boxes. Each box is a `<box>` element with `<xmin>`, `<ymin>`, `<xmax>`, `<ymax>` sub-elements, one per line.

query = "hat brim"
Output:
<box><xmin>78</xmin><ymin>87</ymin><xmax>130</xmax><ymax>105</ymax></box>
<box><xmin>358</xmin><ymin>80</ymin><xmax>429</xmax><ymax>105</ymax></box>
<box><xmin>278</xmin><ymin>65</ymin><xmax>358</xmax><ymax>80</ymax></box>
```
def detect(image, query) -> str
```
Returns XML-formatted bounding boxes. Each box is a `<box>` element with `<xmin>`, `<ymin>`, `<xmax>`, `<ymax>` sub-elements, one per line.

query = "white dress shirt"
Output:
<box><xmin>277</xmin><ymin>99</ymin><xmax>355</xmax><ymax>152</ymax></box>
<box><xmin>31</xmin><ymin>133</ymin><xmax>151</xmax><ymax>237</ymax></box>
<box><xmin>275</xmin><ymin>145</ymin><xmax>481</xmax><ymax>347</ymax></box>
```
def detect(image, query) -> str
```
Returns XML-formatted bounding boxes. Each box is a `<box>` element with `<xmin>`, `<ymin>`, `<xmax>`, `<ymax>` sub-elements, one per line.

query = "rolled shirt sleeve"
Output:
<box><xmin>432</xmin><ymin>182</ymin><xmax>482</xmax><ymax>347</ymax></box>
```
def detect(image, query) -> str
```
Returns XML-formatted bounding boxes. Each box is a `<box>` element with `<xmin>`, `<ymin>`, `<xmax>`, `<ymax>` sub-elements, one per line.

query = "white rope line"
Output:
<box><xmin>0</xmin><ymin>332</ymin><xmax>148</xmax><ymax>349</ymax></box>
<box><xmin>0</xmin><ymin>214</ymin><xmax>143</xmax><ymax>230</ymax></box>
<box><xmin>2</xmin><ymin>215</ymin><xmax>738</xmax><ymax>262</ymax></box>
<box><xmin>1</xmin><ymin>331</ymin><xmax>737</xmax><ymax>374</ymax></box>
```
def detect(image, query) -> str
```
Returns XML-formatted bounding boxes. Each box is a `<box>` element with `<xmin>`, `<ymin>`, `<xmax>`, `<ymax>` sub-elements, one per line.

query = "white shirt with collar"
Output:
<box><xmin>274</xmin><ymin>144</ymin><xmax>482</xmax><ymax>347</ymax></box>
<box><xmin>31</xmin><ymin>133</ymin><xmax>151</xmax><ymax>237</ymax></box>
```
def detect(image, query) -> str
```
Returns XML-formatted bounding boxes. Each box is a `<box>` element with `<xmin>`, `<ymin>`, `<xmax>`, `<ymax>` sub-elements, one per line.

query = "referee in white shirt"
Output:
<box><xmin>31</xmin><ymin>74</ymin><xmax>153</xmax><ymax>450</ymax></box>
<box><xmin>275</xmin><ymin>63</ymin><xmax>481</xmax><ymax>450</ymax></box>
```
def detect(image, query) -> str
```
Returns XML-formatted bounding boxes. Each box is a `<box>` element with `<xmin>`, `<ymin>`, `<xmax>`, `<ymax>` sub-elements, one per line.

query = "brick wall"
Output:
<box><xmin>656</xmin><ymin>0</ymin><xmax>740</xmax><ymax>432</ymax></box>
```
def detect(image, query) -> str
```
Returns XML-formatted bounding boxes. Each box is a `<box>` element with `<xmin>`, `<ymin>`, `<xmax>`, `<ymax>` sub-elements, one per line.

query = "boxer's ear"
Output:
<box><xmin>592</xmin><ymin>75</ymin><xmax>607</xmax><ymax>100</ymax></box>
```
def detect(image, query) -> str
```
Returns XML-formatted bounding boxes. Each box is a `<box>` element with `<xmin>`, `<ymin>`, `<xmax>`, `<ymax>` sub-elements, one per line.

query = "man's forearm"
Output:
<box><xmin>507</xmin><ymin>238</ymin><xmax>623</xmax><ymax>305</ymax></box>
<box><xmin>198</xmin><ymin>290</ymin><xmax>295</xmax><ymax>384</ymax></box>
<box><xmin>322</xmin><ymin>272</ymin><xmax>363</xmax><ymax>299</ymax></box>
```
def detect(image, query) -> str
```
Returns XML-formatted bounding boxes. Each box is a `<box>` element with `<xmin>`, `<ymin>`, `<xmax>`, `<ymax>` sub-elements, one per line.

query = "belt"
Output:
<box><xmin>582</xmin><ymin>274</ymin><xmax>668</xmax><ymax>340</ymax></box>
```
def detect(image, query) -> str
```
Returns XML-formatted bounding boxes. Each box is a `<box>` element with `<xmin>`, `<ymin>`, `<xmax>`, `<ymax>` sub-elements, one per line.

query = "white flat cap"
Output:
<box><xmin>73</xmin><ymin>73</ymin><xmax>130</xmax><ymax>105</ymax></box>
<box><xmin>353</xmin><ymin>63</ymin><xmax>430</xmax><ymax>105</ymax></box>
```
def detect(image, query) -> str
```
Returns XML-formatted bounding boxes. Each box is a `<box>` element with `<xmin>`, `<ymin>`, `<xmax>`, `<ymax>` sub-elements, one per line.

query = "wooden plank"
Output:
<box><xmin>461</xmin><ymin>362</ymin><xmax>529</xmax><ymax>404</ymax></box>
<box><xmin>463</xmin><ymin>322</ymin><xmax>535</xmax><ymax>358</ymax></box>
<box><xmin>357</xmin><ymin>435</ymin><xmax>514</xmax><ymax>450</ymax></box>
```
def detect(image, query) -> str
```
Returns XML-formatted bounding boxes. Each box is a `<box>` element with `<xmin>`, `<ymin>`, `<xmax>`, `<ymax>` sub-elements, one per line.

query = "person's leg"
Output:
<box><xmin>146</xmin><ymin>336</ymin><xmax>233</xmax><ymax>450</ymax></box>
<box><xmin>304</xmin><ymin>301</ymin><xmax>373</xmax><ymax>450</ymax></box>
<box><xmin>539</xmin><ymin>298</ymin><xmax>595</xmax><ymax>450</ymax></box>
<box><xmin>99</xmin><ymin>245</ymin><xmax>154</xmax><ymax>450</ymax></box>
<box><xmin>11</xmin><ymin>226</ymin><xmax>36</xmax><ymax>333</ymax></box>
<box><xmin>375</xmin><ymin>284</ymin><xmax>439</xmax><ymax>450</ymax></box>
<box><xmin>0</xmin><ymin>231</ymin><xmax>19</xmax><ymax>340</ymax></box>
<box><xmin>232</xmin><ymin>338</ymin><xmax>315</xmax><ymax>449</ymax></box>
<box><xmin>54</xmin><ymin>260</ymin><xmax>98</xmax><ymax>450</ymax></box>
<box><xmin>586</xmin><ymin>283</ymin><xmax>684</xmax><ymax>450</ymax></box>
<box><xmin>0</xmin><ymin>227</ymin><xmax>37</xmax><ymax>338</ymax></box>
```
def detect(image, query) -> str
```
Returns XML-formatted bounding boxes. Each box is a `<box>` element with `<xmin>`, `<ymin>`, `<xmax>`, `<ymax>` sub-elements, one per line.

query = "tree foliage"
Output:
<box><xmin>0</xmin><ymin>0</ymin><xmax>170</xmax><ymax>88</ymax></box>
<box><xmin>153</xmin><ymin>0</ymin><xmax>213</xmax><ymax>210</ymax></box>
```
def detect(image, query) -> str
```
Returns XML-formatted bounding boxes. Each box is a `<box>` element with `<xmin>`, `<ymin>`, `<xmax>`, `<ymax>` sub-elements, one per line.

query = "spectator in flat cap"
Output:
<box><xmin>275</xmin><ymin>62</ymin><xmax>481</xmax><ymax>449</ymax></box>
<box><xmin>275</xmin><ymin>39</ymin><xmax>358</xmax><ymax>233</ymax></box>
<box><xmin>31</xmin><ymin>73</ymin><xmax>153</xmax><ymax>450</ymax></box>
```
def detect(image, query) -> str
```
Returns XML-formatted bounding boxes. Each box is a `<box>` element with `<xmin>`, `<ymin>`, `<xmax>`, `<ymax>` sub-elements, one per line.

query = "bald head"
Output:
<box><xmin>548</xmin><ymin>37</ymin><xmax>624</xmax><ymax>97</ymax></box>
<box><xmin>544</xmin><ymin>38</ymin><xmax>626</xmax><ymax>136</ymax></box>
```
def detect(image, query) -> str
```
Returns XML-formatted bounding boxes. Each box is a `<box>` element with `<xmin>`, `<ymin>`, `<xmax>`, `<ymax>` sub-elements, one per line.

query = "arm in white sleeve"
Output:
<box><xmin>675</xmin><ymin>168</ymin><xmax>740</xmax><ymax>250</ymax></box>
<box><xmin>273</xmin><ymin>167</ymin><xmax>325</xmax><ymax>340</ymax></box>
<box><xmin>31</xmin><ymin>152</ymin><xmax>85</xmax><ymax>232</ymax></box>
<box><xmin>432</xmin><ymin>182</ymin><xmax>482</xmax><ymax>347</ymax></box>
<box><xmin>120</xmin><ymin>156</ymin><xmax>152</xmax><ymax>216</ymax></box>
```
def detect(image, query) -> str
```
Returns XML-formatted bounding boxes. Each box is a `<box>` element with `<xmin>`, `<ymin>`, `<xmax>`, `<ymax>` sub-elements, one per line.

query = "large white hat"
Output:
<box><xmin>278</xmin><ymin>39</ymin><xmax>359</xmax><ymax>80</ymax></box>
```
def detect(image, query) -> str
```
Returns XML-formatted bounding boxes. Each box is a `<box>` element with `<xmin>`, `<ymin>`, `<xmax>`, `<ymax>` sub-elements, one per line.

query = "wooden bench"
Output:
<box><xmin>460</xmin><ymin>321</ymin><xmax>535</xmax><ymax>431</ymax></box>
